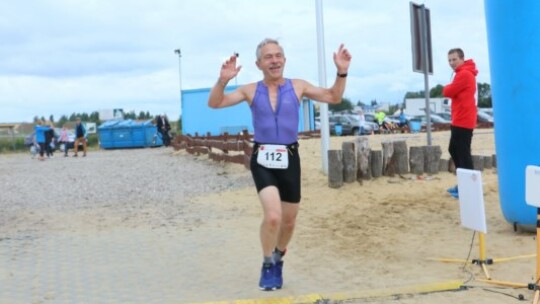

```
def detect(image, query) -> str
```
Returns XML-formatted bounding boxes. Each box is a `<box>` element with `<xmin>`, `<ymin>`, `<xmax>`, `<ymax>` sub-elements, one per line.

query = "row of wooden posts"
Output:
<box><xmin>328</xmin><ymin>137</ymin><xmax>497</xmax><ymax>188</ymax></box>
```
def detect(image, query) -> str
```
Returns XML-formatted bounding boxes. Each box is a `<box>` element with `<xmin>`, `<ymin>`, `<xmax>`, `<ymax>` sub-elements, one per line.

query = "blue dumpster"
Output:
<box><xmin>98</xmin><ymin>119</ymin><xmax>163</xmax><ymax>149</ymax></box>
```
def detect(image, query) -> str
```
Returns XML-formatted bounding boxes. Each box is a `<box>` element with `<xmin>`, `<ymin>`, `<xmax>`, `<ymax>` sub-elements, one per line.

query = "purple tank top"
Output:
<box><xmin>250</xmin><ymin>79</ymin><xmax>299</xmax><ymax>145</ymax></box>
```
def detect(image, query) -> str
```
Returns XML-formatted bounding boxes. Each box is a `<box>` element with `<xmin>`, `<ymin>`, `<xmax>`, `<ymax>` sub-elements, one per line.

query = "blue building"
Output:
<box><xmin>181</xmin><ymin>85</ymin><xmax>317</xmax><ymax>136</ymax></box>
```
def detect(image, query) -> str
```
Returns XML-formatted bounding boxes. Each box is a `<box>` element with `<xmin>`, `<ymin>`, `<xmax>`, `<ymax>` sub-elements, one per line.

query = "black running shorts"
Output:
<box><xmin>250</xmin><ymin>142</ymin><xmax>301</xmax><ymax>203</ymax></box>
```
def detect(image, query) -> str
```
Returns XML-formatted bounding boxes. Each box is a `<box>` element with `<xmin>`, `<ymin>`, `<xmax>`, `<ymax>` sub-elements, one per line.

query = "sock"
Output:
<box><xmin>273</xmin><ymin>248</ymin><xmax>286</xmax><ymax>263</ymax></box>
<box><xmin>263</xmin><ymin>256</ymin><xmax>274</xmax><ymax>266</ymax></box>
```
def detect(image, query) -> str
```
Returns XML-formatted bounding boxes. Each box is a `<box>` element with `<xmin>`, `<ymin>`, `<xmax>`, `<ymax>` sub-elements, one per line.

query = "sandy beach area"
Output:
<box><xmin>0</xmin><ymin>128</ymin><xmax>537</xmax><ymax>303</ymax></box>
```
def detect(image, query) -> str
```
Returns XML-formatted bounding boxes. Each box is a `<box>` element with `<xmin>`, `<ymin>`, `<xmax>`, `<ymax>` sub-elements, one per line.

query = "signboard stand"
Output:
<box><xmin>525</xmin><ymin>166</ymin><xmax>540</xmax><ymax>303</ymax></box>
<box><xmin>430</xmin><ymin>169</ymin><xmax>532</xmax><ymax>286</ymax></box>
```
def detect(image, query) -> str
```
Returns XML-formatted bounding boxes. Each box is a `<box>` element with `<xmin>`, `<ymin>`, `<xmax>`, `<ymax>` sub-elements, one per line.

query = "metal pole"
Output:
<box><xmin>315</xmin><ymin>0</ymin><xmax>329</xmax><ymax>175</ymax></box>
<box><xmin>420</xmin><ymin>5</ymin><xmax>432</xmax><ymax>146</ymax></box>
<box><xmin>174</xmin><ymin>49</ymin><xmax>182</xmax><ymax>116</ymax></box>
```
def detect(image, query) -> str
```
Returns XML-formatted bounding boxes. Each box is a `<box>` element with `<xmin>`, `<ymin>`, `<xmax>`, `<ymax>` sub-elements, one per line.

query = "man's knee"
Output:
<box><xmin>264</xmin><ymin>212</ymin><xmax>281</xmax><ymax>229</ymax></box>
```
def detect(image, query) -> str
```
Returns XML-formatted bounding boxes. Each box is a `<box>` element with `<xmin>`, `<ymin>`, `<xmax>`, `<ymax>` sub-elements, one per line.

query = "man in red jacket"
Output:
<box><xmin>443</xmin><ymin>48</ymin><xmax>478</xmax><ymax>199</ymax></box>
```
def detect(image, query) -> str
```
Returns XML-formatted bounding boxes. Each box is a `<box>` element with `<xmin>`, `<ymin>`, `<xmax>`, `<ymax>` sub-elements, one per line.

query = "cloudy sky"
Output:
<box><xmin>0</xmin><ymin>0</ymin><xmax>489</xmax><ymax>123</ymax></box>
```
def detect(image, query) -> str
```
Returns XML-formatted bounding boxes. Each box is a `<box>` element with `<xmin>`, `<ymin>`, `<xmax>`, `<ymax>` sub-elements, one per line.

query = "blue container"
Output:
<box><xmin>98</xmin><ymin>119</ymin><xmax>163</xmax><ymax>149</ymax></box>
<box><xmin>485</xmin><ymin>0</ymin><xmax>540</xmax><ymax>227</ymax></box>
<box><xmin>408</xmin><ymin>121</ymin><xmax>421</xmax><ymax>133</ymax></box>
<box><xmin>334</xmin><ymin>124</ymin><xmax>343</xmax><ymax>136</ymax></box>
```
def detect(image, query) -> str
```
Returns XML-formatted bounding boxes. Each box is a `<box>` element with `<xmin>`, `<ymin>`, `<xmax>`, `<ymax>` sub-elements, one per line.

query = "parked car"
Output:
<box><xmin>435</xmin><ymin>112</ymin><xmax>452</xmax><ymax>121</ymax></box>
<box><xmin>479</xmin><ymin>108</ymin><xmax>493</xmax><ymax>116</ymax></box>
<box><xmin>348</xmin><ymin>115</ymin><xmax>379</xmax><ymax>135</ymax></box>
<box><xmin>477</xmin><ymin>110</ymin><xmax>494</xmax><ymax>123</ymax></box>
<box><xmin>328</xmin><ymin>114</ymin><xmax>377</xmax><ymax>136</ymax></box>
<box><xmin>410</xmin><ymin>113</ymin><xmax>450</xmax><ymax>127</ymax></box>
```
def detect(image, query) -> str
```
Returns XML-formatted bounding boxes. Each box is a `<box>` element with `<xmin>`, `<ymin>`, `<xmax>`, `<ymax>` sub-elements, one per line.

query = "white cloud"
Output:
<box><xmin>0</xmin><ymin>0</ymin><xmax>490</xmax><ymax>123</ymax></box>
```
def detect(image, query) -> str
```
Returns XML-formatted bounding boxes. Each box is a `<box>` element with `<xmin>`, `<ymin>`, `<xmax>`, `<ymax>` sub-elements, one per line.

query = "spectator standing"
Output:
<box><xmin>34</xmin><ymin>120</ymin><xmax>50</xmax><ymax>161</ymax></box>
<box><xmin>57</xmin><ymin>124</ymin><xmax>71</xmax><ymax>157</ymax></box>
<box><xmin>358</xmin><ymin>109</ymin><xmax>366</xmax><ymax>135</ymax></box>
<box><xmin>73</xmin><ymin>118</ymin><xmax>87</xmax><ymax>157</ymax></box>
<box><xmin>156</xmin><ymin>114</ymin><xmax>172</xmax><ymax>147</ymax></box>
<box><xmin>443</xmin><ymin>48</ymin><xmax>478</xmax><ymax>199</ymax></box>
<box><xmin>44</xmin><ymin>121</ymin><xmax>55</xmax><ymax>158</ymax></box>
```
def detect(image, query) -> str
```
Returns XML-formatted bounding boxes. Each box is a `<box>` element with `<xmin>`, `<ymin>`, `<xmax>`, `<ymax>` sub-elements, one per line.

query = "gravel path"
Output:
<box><xmin>0</xmin><ymin>148</ymin><xmax>253</xmax><ymax>234</ymax></box>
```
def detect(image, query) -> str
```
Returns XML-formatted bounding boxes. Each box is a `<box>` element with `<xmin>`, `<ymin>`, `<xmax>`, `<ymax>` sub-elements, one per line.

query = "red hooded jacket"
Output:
<box><xmin>443</xmin><ymin>59</ymin><xmax>478</xmax><ymax>129</ymax></box>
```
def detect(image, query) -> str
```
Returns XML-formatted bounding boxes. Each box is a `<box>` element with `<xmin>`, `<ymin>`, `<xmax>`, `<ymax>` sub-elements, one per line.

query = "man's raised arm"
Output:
<box><xmin>208</xmin><ymin>54</ymin><xmax>244</xmax><ymax>109</ymax></box>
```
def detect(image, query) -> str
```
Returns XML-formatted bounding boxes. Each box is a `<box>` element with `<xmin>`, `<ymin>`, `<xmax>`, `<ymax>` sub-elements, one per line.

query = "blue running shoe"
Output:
<box><xmin>450</xmin><ymin>189</ymin><xmax>459</xmax><ymax>199</ymax></box>
<box><xmin>259</xmin><ymin>263</ymin><xmax>278</xmax><ymax>291</ymax></box>
<box><xmin>275</xmin><ymin>261</ymin><xmax>283</xmax><ymax>289</ymax></box>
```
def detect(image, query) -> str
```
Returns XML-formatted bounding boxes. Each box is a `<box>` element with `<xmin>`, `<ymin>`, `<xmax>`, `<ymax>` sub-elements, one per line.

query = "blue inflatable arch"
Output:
<box><xmin>485</xmin><ymin>0</ymin><xmax>540</xmax><ymax>227</ymax></box>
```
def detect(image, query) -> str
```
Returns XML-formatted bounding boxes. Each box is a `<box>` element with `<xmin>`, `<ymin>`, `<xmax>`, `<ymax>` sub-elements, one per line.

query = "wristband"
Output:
<box><xmin>337</xmin><ymin>72</ymin><xmax>348</xmax><ymax>78</ymax></box>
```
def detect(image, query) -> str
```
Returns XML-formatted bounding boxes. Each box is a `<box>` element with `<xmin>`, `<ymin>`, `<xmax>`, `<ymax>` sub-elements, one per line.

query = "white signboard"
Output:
<box><xmin>457</xmin><ymin>168</ymin><xmax>487</xmax><ymax>234</ymax></box>
<box><xmin>526</xmin><ymin>165</ymin><xmax>540</xmax><ymax>207</ymax></box>
<box><xmin>84</xmin><ymin>122</ymin><xmax>97</xmax><ymax>134</ymax></box>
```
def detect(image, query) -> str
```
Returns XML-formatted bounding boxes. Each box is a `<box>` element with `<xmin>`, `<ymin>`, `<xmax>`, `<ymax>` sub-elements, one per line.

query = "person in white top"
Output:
<box><xmin>358</xmin><ymin>110</ymin><xmax>365</xmax><ymax>135</ymax></box>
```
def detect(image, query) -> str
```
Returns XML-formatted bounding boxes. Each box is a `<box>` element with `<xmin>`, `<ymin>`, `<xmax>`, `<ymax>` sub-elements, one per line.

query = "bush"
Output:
<box><xmin>0</xmin><ymin>137</ymin><xmax>27</xmax><ymax>153</ymax></box>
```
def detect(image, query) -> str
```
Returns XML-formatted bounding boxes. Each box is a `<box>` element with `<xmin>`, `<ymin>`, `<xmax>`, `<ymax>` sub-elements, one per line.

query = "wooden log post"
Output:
<box><xmin>393</xmin><ymin>140</ymin><xmax>409</xmax><ymax>174</ymax></box>
<box><xmin>472</xmin><ymin>155</ymin><xmax>484</xmax><ymax>171</ymax></box>
<box><xmin>423</xmin><ymin>145</ymin><xmax>442</xmax><ymax>174</ymax></box>
<box><xmin>439</xmin><ymin>159</ymin><xmax>450</xmax><ymax>173</ymax></box>
<box><xmin>342</xmin><ymin>142</ymin><xmax>357</xmax><ymax>183</ymax></box>
<box><xmin>328</xmin><ymin>150</ymin><xmax>344</xmax><ymax>188</ymax></box>
<box><xmin>483</xmin><ymin>156</ymin><xmax>493</xmax><ymax>169</ymax></box>
<box><xmin>371</xmin><ymin>150</ymin><xmax>383</xmax><ymax>178</ymax></box>
<box><xmin>409</xmin><ymin>146</ymin><xmax>425</xmax><ymax>175</ymax></box>
<box><xmin>381</xmin><ymin>141</ymin><xmax>395</xmax><ymax>176</ymax></box>
<box><xmin>355</xmin><ymin>137</ymin><xmax>371</xmax><ymax>180</ymax></box>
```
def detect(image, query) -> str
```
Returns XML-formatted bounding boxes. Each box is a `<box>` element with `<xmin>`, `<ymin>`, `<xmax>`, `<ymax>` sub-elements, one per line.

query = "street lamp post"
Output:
<box><xmin>174</xmin><ymin>49</ymin><xmax>182</xmax><ymax>116</ymax></box>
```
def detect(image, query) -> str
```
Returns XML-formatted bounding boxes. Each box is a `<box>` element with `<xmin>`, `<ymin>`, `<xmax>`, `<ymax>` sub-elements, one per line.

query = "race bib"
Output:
<box><xmin>256</xmin><ymin>144</ymin><xmax>289</xmax><ymax>169</ymax></box>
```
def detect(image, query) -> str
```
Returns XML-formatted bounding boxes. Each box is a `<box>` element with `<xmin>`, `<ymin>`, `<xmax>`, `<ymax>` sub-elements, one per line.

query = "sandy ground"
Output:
<box><xmin>0</xmin><ymin>129</ymin><xmax>537</xmax><ymax>303</ymax></box>
<box><xmin>184</xmin><ymin>129</ymin><xmax>537</xmax><ymax>303</ymax></box>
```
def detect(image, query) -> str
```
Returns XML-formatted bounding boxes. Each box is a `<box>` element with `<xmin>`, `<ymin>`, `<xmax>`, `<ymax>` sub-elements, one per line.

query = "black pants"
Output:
<box><xmin>160</xmin><ymin>130</ymin><xmax>171</xmax><ymax>146</ymax></box>
<box><xmin>38</xmin><ymin>143</ymin><xmax>46</xmax><ymax>157</ymax></box>
<box><xmin>448</xmin><ymin>125</ymin><xmax>474</xmax><ymax>170</ymax></box>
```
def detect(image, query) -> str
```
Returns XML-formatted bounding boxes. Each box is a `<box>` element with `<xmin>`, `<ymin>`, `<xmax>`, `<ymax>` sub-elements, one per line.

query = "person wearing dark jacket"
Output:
<box><xmin>156</xmin><ymin>114</ymin><xmax>171</xmax><ymax>147</ymax></box>
<box><xmin>44</xmin><ymin>121</ymin><xmax>55</xmax><ymax>158</ymax></box>
<box><xmin>73</xmin><ymin>118</ymin><xmax>87</xmax><ymax>157</ymax></box>
<box><xmin>443</xmin><ymin>48</ymin><xmax>478</xmax><ymax>199</ymax></box>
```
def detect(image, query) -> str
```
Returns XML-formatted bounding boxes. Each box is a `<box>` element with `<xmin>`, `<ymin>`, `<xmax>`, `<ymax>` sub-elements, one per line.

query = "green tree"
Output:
<box><xmin>477</xmin><ymin>82</ymin><xmax>492</xmax><ymax>108</ymax></box>
<box><xmin>58</xmin><ymin>115</ymin><xmax>68</xmax><ymax>126</ymax></box>
<box><xmin>329</xmin><ymin>97</ymin><xmax>353</xmax><ymax>113</ymax></box>
<box><xmin>89</xmin><ymin>111</ymin><xmax>100</xmax><ymax>123</ymax></box>
<box><xmin>124</xmin><ymin>111</ymin><xmax>136</xmax><ymax>120</ymax></box>
<box><xmin>404</xmin><ymin>91</ymin><xmax>424</xmax><ymax>99</ymax></box>
<box><xmin>388</xmin><ymin>104</ymin><xmax>401</xmax><ymax>115</ymax></box>
<box><xmin>429</xmin><ymin>84</ymin><xmax>444</xmax><ymax>97</ymax></box>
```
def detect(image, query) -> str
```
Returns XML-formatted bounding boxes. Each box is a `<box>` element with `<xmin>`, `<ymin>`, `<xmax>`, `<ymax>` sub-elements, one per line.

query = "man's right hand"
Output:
<box><xmin>219</xmin><ymin>55</ymin><xmax>242</xmax><ymax>85</ymax></box>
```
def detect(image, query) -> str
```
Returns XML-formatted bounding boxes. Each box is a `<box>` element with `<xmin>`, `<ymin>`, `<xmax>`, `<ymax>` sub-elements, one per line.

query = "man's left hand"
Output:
<box><xmin>334</xmin><ymin>44</ymin><xmax>352</xmax><ymax>74</ymax></box>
